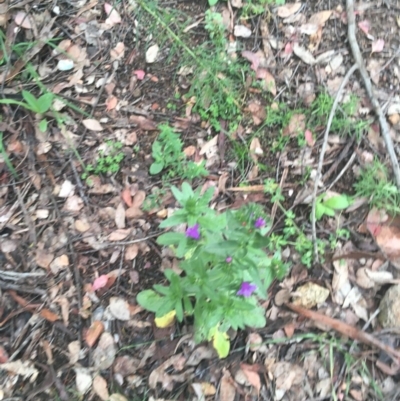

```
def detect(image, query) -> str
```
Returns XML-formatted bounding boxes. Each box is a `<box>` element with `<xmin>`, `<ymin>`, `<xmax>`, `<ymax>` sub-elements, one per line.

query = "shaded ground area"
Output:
<box><xmin>1</xmin><ymin>0</ymin><xmax>400</xmax><ymax>400</ymax></box>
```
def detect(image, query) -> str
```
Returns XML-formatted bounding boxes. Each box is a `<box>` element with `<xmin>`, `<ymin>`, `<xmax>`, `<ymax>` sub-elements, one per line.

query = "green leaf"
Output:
<box><xmin>243</xmin><ymin>307</ymin><xmax>266</xmax><ymax>328</ymax></box>
<box><xmin>175</xmin><ymin>300</ymin><xmax>183</xmax><ymax>321</ymax></box>
<box><xmin>38</xmin><ymin>119</ymin><xmax>48</xmax><ymax>133</ymax></box>
<box><xmin>36</xmin><ymin>93</ymin><xmax>54</xmax><ymax>113</ymax></box>
<box><xmin>150</xmin><ymin>162</ymin><xmax>164</xmax><ymax>175</ymax></box>
<box><xmin>323</xmin><ymin>195</ymin><xmax>352</xmax><ymax>210</ymax></box>
<box><xmin>137</xmin><ymin>290</ymin><xmax>165</xmax><ymax>312</ymax></box>
<box><xmin>157</xmin><ymin>232</ymin><xmax>185</xmax><ymax>245</ymax></box>
<box><xmin>315</xmin><ymin>203</ymin><xmax>327</xmax><ymax>220</ymax></box>
<box><xmin>22</xmin><ymin>90</ymin><xmax>39</xmax><ymax>112</ymax></box>
<box><xmin>208</xmin><ymin>0</ymin><xmax>219</xmax><ymax>5</ymax></box>
<box><xmin>159</xmin><ymin>211</ymin><xmax>188</xmax><ymax>228</ymax></box>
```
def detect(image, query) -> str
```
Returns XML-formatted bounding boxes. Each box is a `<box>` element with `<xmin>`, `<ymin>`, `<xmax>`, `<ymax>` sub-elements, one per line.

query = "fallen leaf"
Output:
<box><xmin>121</xmin><ymin>187</ymin><xmax>133</xmax><ymax>207</ymax></box>
<box><xmin>105</xmin><ymin>3</ymin><xmax>122</xmax><ymax>25</ymax></box>
<box><xmin>129</xmin><ymin>115</ymin><xmax>157</xmax><ymax>130</ymax></box>
<box><xmin>155</xmin><ymin>310</ymin><xmax>176</xmax><ymax>328</ymax></box>
<box><xmin>292</xmin><ymin>282</ymin><xmax>329</xmax><ymax>308</ymax></box>
<box><xmin>108</xmin><ymin>297</ymin><xmax>131</xmax><ymax>321</ymax></box>
<box><xmin>234</xmin><ymin>24</ymin><xmax>252</xmax><ymax>38</ymax></box>
<box><xmin>256</xmin><ymin>68</ymin><xmax>276</xmax><ymax>96</ymax></box>
<box><xmin>106</xmin><ymin>95</ymin><xmax>118</xmax><ymax>111</ymax></box>
<box><xmin>241</xmin><ymin>363</ymin><xmax>261</xmax><ymax>393</ymax></box>
<box><xmin>0</xmin><ymin>360</ymin><xmax>38</xmax><ymax>382</ymax></box>
<box><xmin>115</xmin><ymin>202</ymin><xmax>126</xmax><ymax>229</ymax></box>
<box><xmin>371</xmin><ymin>38</ymin><xmax>384</xmax><ymax>54</ymax></box>
<box><xmin>304</xmin><ymin>129</ymin><xmax>315</xmax><ymax>147</ymax></box>
<box><xmin>358</xmin><ymin>20</ymin><xmax>371</xmax><ymax>36</ymax></box>
<box><xmin>40</xmin><ymin>309</ymin><xmax>60</xmax><ymax>322</ymax></box>
<box><xmin>0</xmin><ymin>346</ymin><xmax>9</xmax><ymax>363</ymax></box>
<box><xmin>108</xmin><ymin>228</ymin><xmax>131</xmax><ymax>241</ymax></box>
<box><xmin>82</xmin><ymin>119</ymin><xmax>103</xmax><ymax>131</ymax></box>
<box><xmin>146</xmin><ymin>44</ymin><xmax>159</xmax><ymax>63</ymax></box>
<box><xmin>86</xmin><ymin>321</ymin><xmax>105</xmax><ymax>347</ymax></box>
<box><xmin>242</xmin><ymin>50</ymin><xmax>260</xmax><ymax>71</ymax></box>
<box><xmin>220</xmin><ymin>370</ymin><xmax>236</xmax><ymax>401</ymax></box>
<box><xmin>110</xmin><ymin>42</ymin><xmax>125</xmax><ymax>61</ymax></box>
<box><xmin>308</xmin><ymin>10</ymin><xmax>332</xmax><ymax>26</ymax></box>
<box><xmin>92</xmin><ymin>275</ymin><xmax>110</xmax><ymax>291</ymax></box>
<box><xmin>133</xmin><ymin>70</ymin><xmax>145</xmax><ymax>80</ymax></box>
<box><xmin>49</xmin><ymin>254</ymin><xmax>69</xmax><ymax>275</ymax></box>
<box><xmin>276</xmin><ymin>2</ymin><xmax>302</xmax><ymax>18</ymax></box>
<box><xmin>93</xmin><ymin>375</ymin><xmax>109</xmax><ymax>401</ymax></box>
<box><xmin>125</xmin><ymin>244</ymin><xmax>139</xmax><ymax>260</ymax></box>
<box><xmin>68</xmin><ymin>341</ymin><xmax>81</xmax><ymax>365</ymax></box>
<box><xmin>14</xmin><ymin>11</ymin><xmax>33</xmax><ymax>29</ymax></box>
<box><xmin>293</xmin><ymin>43</ymin><xmax>316</xmax><ymax>65</ymax></box>
<box><xmin>74</xmin><ymin>367</ymin><xmax>92</xmax><ymax>395</ymax></box>
<box><xmin>92</xmin><ymin>332</ymin><xmax>116</xmax><ymax>370</ymax></box>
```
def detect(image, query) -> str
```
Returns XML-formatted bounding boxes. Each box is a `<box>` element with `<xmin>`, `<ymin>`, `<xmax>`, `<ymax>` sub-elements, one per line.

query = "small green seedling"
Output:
<box><xmin>315</xmin><ymin>193</ymin><xmax>353</xmax><ymax>220</ymax></box>
<box><xmin>82</xmin><ymin>140</ymin><xmax>124</xmax><ymax>180</ymax></box>
<box><xmin>150</xmin><ymin>124</ymin><xmax>208</xmax><ymax>180</ymax></box>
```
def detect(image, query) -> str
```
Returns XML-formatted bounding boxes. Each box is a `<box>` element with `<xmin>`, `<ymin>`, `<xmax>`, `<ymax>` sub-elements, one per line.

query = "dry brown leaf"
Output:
<box><xmin>113</xmin><ymin>356</ymin><xmax>140</xmax><ymax>377</ymax></box>
<box><xmin>108</xmin><ymin>229</ymin><xmax>131</xmax><ymax>241</ymax></box>
<box><xmin>256</xmin><ymin>68</ymin><xmax>276</xmax><ymax>96</ymax></box>
<box><xmin>108</xmin><ymin>297</ymin><xmax>131</xmax><ymax>321</ymax></box>
<box><xmin>74</xmin><ymin>367</ymin><xmax>92</xmax><ymax>395</ymax></box>
<box><xmin>115</xmin><ymin>203</ymin><xmax>126</xmax><ymax>229</ymax></box>
<box><xmin>276</xmin><ymin>2</ymin><xmax>302</xmax><ymax>18</ymax></box>
<box><xmin>130</xmin><ymin>115</ymin><xmax>157</xmax><ymax>130</ymax></box>
<box><xmin>283</xmin><ymin>114</ymin><xmax>306</xmax><ymax>136</ymax></box>
<box><xmin>36</xmin><ymin>251</ymin><xmax>54</xmax><ymax>269</ymax></box>
<box><xmin>149</xmin><ymin>354</ymin><xmax>189</xmax><ymax>390</ymax></box>
<box><xmin>49</xmin><ymin>254</ymin><xmax>69</xmax><ymax>275</ymax></box>
<box><xmin>249</xmin><ymin>137</ymin><xmax>263</xmax><ymax>163</ymax></box>
<box><xmin>292</xmin><ymin>282</ymin><xmax>329</xmax><ymax>309</ymax></box>
<box><xmin>85</xmin><ymin>321</ymin><xmax>105</xmax><ymax>348</ymax></box>
<box><xmin>219</xmin><ymin>370</ymin><xmax>236</xmax><ymax>401</ymax></box>
<box><xmin>110</xmin><ymin>42</ymin><xmax>125</xmax><ymax>61</ymax></box>
<box><xmin>293</xmin><ymin>43</ymin><xmax>316</xmax><ymax>65</ymax></box>
<box><xmin>186</xmin><ymin>346</ymin><xmax>214</xmax><ymax>366</ymax></box>
<box><xmin>92</xmin><ymin>332</ymin><xmax>116</xmax><ymax>370</ymax></box>
<box><xmin>132</xmin><ymin>190</ymin><xmax>146</xmax><ymax>208</ymax></box>
<box><xmin>93</xmin><ymin>375</ymin><xmax>109</xmax><ymax>401</ymax></box>
<box><xmin>247</xmin><ymin>101</ymin><xmax>266</xmax><ymax>125</ymax></box>
<box><xmin>240</xmin><ymin>363</ymin><xmax>261</xmax><ymax>393</ymax></box>
<box><xmin>82</xmin><ymin>119</ymin><xmax>103</xmax><ymax>131</ymax></box>
<box><xmin>125</xmin><ymin>244</ymin><xmax>139</xmax><ymax>261</ymax></box>
<box><xmin>68</xmin><ymin>341</ymin><xmax>81</xmax><ymax>365</ymax></box>
<box><xmin>39</xmin><ymin>308</ymin><xmax>60</xmax><ymax>322</ymax></box>
<box><xmin>308</xmin><ymin>10</ymin><xmax>332</xmax><ymax>26</ymax></box>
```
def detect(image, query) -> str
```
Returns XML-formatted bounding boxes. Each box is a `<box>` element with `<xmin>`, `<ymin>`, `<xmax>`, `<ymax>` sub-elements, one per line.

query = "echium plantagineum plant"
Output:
<box><xmin>137</xmin><ymin>182</ymin><xmax>289</xmax><ymax>357</ymax></box>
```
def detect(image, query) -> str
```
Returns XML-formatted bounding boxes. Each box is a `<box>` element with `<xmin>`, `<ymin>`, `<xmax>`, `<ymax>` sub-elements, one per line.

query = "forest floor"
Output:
<box><xmin>1</xmin><ymin>0</ymin><xmax>400</xmax><ymax>400</ymax></box>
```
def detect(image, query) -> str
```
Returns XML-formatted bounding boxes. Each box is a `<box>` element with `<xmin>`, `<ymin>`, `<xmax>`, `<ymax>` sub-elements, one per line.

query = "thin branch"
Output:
<box><xmin>311</xmin><ymin>64</ymin><xmax>358</xmax><ymax>262</ymax></box>
<box><xmin>346</xmin><ymin>0</ymin><xmax>400</xmax><ymax>188</ymax></box>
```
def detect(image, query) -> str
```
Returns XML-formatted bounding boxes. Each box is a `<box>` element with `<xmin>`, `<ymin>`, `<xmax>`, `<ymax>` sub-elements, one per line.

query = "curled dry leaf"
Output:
<box><xmin>276</xmin><ymin>2</ymin><xmax>302</xmax><ymax>18</ymax></box>
<box><xmin>108</xmin><ymin>297</ymin><xmax>131</xmax><ymax>321</ymax></box>
<box><xmin>291</xmin><ymin>282</ymin><xmax>329</xmax><ymax>308</ymax></box>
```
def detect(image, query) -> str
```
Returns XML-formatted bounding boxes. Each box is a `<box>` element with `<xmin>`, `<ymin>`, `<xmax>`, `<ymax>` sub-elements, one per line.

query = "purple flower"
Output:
<box><xmin>237</xmin><ymin>282</ymin><xmax>257</xmax><ymax>297</ymax></box>
<box><xmin>186</xmin><ymin>224</ymin><xmax>200</xmax><ymax>240</ymax></box>
<box><xmin>226</xmin><ymin>256</ymin><xmax>232</xmax><ymax>263</ymax></box>
<box><xmin>254</xmin><ymin>217</ymin><xmax>266</xmax><ymax>228</ymax></box>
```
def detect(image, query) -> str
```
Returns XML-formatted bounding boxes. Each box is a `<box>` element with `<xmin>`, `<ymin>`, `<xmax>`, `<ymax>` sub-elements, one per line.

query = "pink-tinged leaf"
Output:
<box><xmin>133</xmin><ymin>70</ymin><xmax>145</xmax><ymax>80</ymax></box>
<box><xmin>256</xmin><ymin>68</ymin><xmax>276</xmax><ymax>96</ymax></box>
<box><xmin>92</xmin><ymin>275</ymin><xmax>109</xmax><ymax>291</ymax></box>
<box><xmin>105</xmin><ymin>3</ymin><xmax>121</xmax><ymax>25</ymax></box>
<box><xmin>305</xmin><ymin>129</ymin><xmax>315</xmax><ymax>147</ymax></box>
<box><xmin>242</xmin><ymin>51</ymin><xmax>260</xmax><ymax>71</ymax></box>
<box><xmin>371</xmin><ymin>39</ymin><xmax>384</xmax><ymax>54</ymax></box>
<box><xmin>121</xmin><ymin>187</ymin><xmax>133</xmax><ymax>207</ymax></box>
<box><xmin>14</xmin><ymin>11</ymin><xmax>33</xmax><ymax>29</ymax></box>
<box><xmin>284</xmin><ymin>42</ymin><xmax>293</xmax><ymax>56</ymax></box>
<box><xmin>357</xmin><ymin>20</ymin><xmax>370</xmax><ymax>35</ymax></box>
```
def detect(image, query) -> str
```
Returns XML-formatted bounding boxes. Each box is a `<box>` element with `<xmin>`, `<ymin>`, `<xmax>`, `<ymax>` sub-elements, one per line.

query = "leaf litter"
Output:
<box><xmin>0</xmin><ymin>0</ymin><xmax>399</xmax><ymax>399</ymax></box>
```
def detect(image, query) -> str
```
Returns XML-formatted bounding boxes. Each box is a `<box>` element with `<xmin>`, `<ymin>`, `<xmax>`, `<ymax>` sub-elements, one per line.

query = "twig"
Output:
<box><xmin>286</xmin><ymin>302</ymin><xmax>400</xmax><ymax>365</ymax></box>
<box><xmin>346</xmin><ymin>0</ymin><xmax>400</xmax><ymax>188</ymax></box>
<box><xmin>311</xmin><ymin>64</ymin><xmax>358</xmax><ymax>262</ymax></box>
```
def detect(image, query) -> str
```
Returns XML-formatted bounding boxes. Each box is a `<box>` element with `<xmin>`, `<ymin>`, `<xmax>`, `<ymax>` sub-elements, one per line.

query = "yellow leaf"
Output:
<box><xmin>154</xmin><ymin>310</ymin><xmax>176</xmax><ymax>328</ymax></box>
<box><xmin>212</xmin><ymin>329</ymin><xmax>230</xmax><ymax>358</ymax></box>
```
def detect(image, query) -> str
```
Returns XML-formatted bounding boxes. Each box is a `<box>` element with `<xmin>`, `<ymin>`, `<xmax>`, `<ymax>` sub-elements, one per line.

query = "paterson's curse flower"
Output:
<box><xmin>185</xmin><ymin>224</ymin><xmax>200</xmax><ymax>240</ymax></box>
<box><xmin>225</xmin><ymin>256</ymin><xmax>232</xmax><ymax>263</ymax></box>
<box><xmin>254</xmin><ymin>217</ymin><xmax>266</xmax><ymax>228</ymax></box>
<box><xmin>237</xmin><ymin>282</ymin><xmax>257</xmax><ymax>297</ymax></box>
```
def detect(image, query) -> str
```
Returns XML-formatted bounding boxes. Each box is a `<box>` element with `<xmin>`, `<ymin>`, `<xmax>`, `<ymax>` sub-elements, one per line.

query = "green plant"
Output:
<box><xmin>315</xmin><ymin>193</ymin><xmax>353</xmax><ymax>220</ymax></box>
<box><xmin>0</xmin><ymin>132</ymin><xmax>19</xmax><ymax>179</ymax></box>
<box><xmin>137</xmin><ymin>182</ymin><xmax>289</xmax><ymax>357</ymax></box>
<box><xmin>354</xmin><ymin>159</ymin><xmax>400</xmax><ymax>214</ymax></box>
<box><xmin>142</xmin><ymin>188</ymin><xmax>167</xmax><ymax>211</ymax></box>
<box><xmin>0</xmin><ymin>90</ymin><xmax>54</xmax><ymax>132</ymax></box>
<box><xmin>82</xmin><ymin>140</ymin><xmax>124</xmax><ymax>179</ymax></box>
<box><xmin>150</xmin><ymin>124</ymin><xmax>208</xmax><ymax>180</ymax></box>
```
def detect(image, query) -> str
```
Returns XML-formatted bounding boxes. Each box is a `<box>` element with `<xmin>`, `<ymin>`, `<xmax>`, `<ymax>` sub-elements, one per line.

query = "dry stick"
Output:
<box><xmin>286</xmin><ymin>302</ymin><xmax>400</xmax><ymax>365</ymax></box>
<box><xmin>311</xmin><ymin>64</ymin><xmax>358</xmax><ymax>262</ymax></box>
<box><xmin>347</xmin><ymin>0</ymin><xmax>400</xmax><ymax>187</ymax></box>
